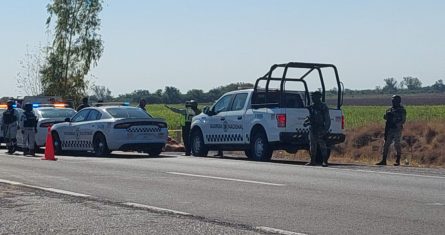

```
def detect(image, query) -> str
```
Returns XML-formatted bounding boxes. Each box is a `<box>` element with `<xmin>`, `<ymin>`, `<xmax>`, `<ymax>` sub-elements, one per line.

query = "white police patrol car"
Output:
<box><xmin>50</xmin><ymin>105</ymin><xmax>168</xmax><ymax>156</ymax></box>
<box><xmin>16</xmin><ymin>104</ymin><xmax>77</xmax><ymax>150</ymax></box>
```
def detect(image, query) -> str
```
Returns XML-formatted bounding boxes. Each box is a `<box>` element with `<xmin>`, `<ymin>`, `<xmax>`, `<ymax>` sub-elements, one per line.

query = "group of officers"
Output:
<box><xmin>2</xmin><ymin>94</ymin><xmax>406</xmax><ymax>166</ymax></box>
<box><xmin>1</xmin><ymin>100</ymin><xmax>38</xmax><ymax>156</ymax></box>
<box><xmin>304</xmin><ymin>92</ymin><xmax>406</xmax><ymax>167</ymax></box>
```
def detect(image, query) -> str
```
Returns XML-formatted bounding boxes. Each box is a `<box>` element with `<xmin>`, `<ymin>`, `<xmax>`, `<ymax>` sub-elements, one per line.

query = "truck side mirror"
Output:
<box><xmin>204</xmin><ymin>106</ymin><xmax>215</xmax><ymax>116</ymax></box>
<box><xmin>203</xmin><ymin>106</ymin><xmax>209</xmax><ymax>114</ymax></box>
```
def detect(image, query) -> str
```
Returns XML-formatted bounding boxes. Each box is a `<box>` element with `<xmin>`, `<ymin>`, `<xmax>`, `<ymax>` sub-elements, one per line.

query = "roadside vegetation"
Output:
<box><xmin>151</xmin><ymin>103</ymin><xmax>445</xmax><ymax>168</ymax></box>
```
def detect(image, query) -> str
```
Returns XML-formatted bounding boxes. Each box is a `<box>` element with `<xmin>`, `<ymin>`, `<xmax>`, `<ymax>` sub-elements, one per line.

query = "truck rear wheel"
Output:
<box><xmin>190</xmin><ymin>129</ymin><xmax>208</xmax><ymax>157</ymax></box>
<box><xmin>250</xmin><ymin>131</ymin><xmax>272</xmax><ymax>161</ymax></box>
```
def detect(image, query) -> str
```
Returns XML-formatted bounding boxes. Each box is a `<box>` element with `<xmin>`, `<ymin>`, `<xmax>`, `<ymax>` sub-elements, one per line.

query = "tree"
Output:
<box><xmin>90</xmin><ymin>85</ymin><xmax>112</xmax><ymax>101</ymax></box>
<box><xmin>41</xmin><ymin>0</ymin><xmax>104</xmax><ymax>102</ymax></box>
<box><xmin>162</xmin><ymin>86</ymin><xmax>182</xmax><ymax>104</ymax></box>
<box><xmin>431</xmin><ymin>79</ymin><xmax>445</xmax><ymax>92</ymax></box>
<box><xmin>185</xmin><ymin>89</ymin><xmax>205</xmax><ymax>102</ymax></box>
<box><xmin>16</xmin><ymin>45</ymin><xmax>45</xmax><ymax>95</ymax></box>
<box><xmin>400</xmin><ymin>76</ymin><xmax>422</xmax><ymax>90</ymax></box>
<box><xmin>382</xmin><ymin>78</ymin><xmax>398</xmax><ymax>93</ymax></box>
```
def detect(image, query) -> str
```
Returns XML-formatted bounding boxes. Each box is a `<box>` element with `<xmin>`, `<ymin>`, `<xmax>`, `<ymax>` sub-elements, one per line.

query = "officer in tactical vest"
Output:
<box><xmin>1</xmin><ymin>100</ymin><xmax>19</xmax><ymax>154</ymax></box>
<box><xmin>20</xmin><ymin>103</ymin><xmax>38</xmax><ymax>156</ymax></box>
<box><xmin>165</xmin><ymin>100</ymin><xmax>201</xmax><ymax>156</ymax></box>
<box><xmin>376</xmin><ymin>95</ymin><xmax>406</xmax><ymax>166</ymax></box>
<box><xmin>304</xmin><ymin>91</ymin><xmax>331</xmax><ymax>167</ymax></box>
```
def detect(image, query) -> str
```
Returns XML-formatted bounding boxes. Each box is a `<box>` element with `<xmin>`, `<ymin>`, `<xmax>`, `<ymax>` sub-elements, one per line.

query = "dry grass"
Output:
<box><xmin>273</xmin><ymin>121</ymin><xmax>445</xmax><ymax>168</ymax></box>
<box><xmin>332</xmin><ymin>121</ymin><xmax>444</xmax><ymax>167</ymax></box>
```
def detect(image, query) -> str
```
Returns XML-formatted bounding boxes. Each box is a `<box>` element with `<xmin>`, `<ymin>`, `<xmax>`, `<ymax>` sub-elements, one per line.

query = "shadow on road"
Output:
<box><xmin>1</xmin><ymin>150</ymin><xmax>177</xmax><ymax>160</ymax></box>
<box><xmin>194</xmin><ymin>152</ymin><xmax>366</xmax><ymax>167</ymax></box>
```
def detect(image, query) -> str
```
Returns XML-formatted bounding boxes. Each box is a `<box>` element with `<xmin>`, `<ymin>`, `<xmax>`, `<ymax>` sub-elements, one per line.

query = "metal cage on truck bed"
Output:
<box><xmin>253</xmin><ymin>62</ymin><xmax>344</xmax><ymax>109</ymax></box>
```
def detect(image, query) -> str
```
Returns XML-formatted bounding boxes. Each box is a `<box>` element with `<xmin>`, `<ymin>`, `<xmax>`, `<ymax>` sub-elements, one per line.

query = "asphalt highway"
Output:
<box><xmin>0</xmin><ymin>151</ymin><xmax>444</xmax><ymax>235</ymax></box>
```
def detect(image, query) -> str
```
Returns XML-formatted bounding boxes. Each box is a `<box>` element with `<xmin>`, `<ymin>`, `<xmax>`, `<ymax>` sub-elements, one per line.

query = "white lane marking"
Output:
<box><xmin>0</xmin><ymin>178</ymin><xmax>90</xmax><ymax>197</ymax></box>
<box><xmin>123</xmin><ymin>202</ymin><xmax>190</xmax><ymax>216</ymax></box>
<box><xmin>166</xmin><ymin>172</ymin><xmax>285</xmax><ymax>186</ymax></box>
<box><xmin>0</xmin><ymin>179</ymin><xmax>23</xmax><ymax>185</ymax></box>
<box><xmin>425</xmin><ymin>202</ymin><xmax>445</xmax><ymax>206</ymax></box>
<box><xmin>326</xmin><ymin>167</ymin><xmax>445</xmax><ymax>179</ymax></box>
<box><xmin>33</xmin><ymin>187</ymin><xmax>91</xmax><ymax>197</ymax></box>
<box><xmin>256</xmin><ymin>226</ymin><xmax>308</xmax><ymax>235</ymax></box>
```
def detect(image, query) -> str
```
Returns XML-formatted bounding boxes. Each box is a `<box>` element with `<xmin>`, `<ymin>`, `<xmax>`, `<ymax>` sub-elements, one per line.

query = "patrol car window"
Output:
<box><xmin>106</xmin><ymin>108</ymin><xmax>152</xmax><ymax>119</ymax></box>
<box><xmin>86</xmin><ymin>110</ymin><xmax>102</xmax><ymax>121</ymax></box>
<box><xmin>213</xmin><ymin>94</ymin><xmax>233</xmax><ymax>114</ymax></box>
<box><xmin>71</xmin><ymin>109</ymin><xmax>91</xmax><ymax>122</ymax></box>
<box><xmin>231</xmin><ymin>93</ymin><xmax>248</xmax><ymax>111</ymax></box>
<box><xmin>39</xmin><ymin>109</ymin><xmax>76</xmax><ymax>119</ymax></box>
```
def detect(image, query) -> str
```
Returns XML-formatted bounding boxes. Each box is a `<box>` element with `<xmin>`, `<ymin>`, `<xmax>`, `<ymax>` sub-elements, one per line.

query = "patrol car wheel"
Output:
<box><xmin>190</xmin><ymin>129</ymin><xmax>208</xmax><ymax>157</ymax></box>
<box><xmin>250</xmin><ymin>131</ymin><xmax>272</xmax><ymax>161</ymax></box>
<box><xmin>52</xmin><ymin>132</ymin><xmax>63</xmax><ymax>155</ymax></box>
<box><xmin>93</xmin><ymin>133</ymin><xmax>109</xmax><ymax>157</ymax></box>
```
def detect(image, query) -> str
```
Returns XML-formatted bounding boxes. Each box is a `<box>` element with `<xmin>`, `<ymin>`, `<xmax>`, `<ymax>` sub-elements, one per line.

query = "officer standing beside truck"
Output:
<box><xmin>304</xmin><ymin>91</ymin><xmax>331</xmax><ymax>167</ymax></box>
<box><xmin>1</xmin><ymin>100</ymin><xmax>20</xmax><ymax>154</ymax></box>
<box><xmin>376</xmin><ymin>95</ymin><xmax>406</xmax><ymax>166</ymax></box>
<box><xmin>20</xmin><ymin>103</ymin><xmax>38</xmax><ymax>156</ymax></box>
<box><xmin>165</xmin><ymin>100</ymin><xmax>201</xmax><ymax>156</ymax></box>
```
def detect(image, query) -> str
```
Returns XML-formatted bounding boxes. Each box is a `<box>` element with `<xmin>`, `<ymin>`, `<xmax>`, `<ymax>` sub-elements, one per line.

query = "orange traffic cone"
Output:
<box><xmin>42</xmin><ymin>126</ymin><xmax>57</xmax><ymax>161</ymax></box>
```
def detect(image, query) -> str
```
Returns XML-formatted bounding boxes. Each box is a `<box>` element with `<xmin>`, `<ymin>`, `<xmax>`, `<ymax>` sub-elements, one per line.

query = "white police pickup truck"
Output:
<box><xmin>190</xmin><ymin>62</ymin><xmax>346</xmax><ymax>161</ymax></box>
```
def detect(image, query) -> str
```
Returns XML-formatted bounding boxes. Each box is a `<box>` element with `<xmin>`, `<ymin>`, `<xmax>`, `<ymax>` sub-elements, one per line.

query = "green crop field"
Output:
<box><xmin>343</xmin><ymin>105</ymin><xmax>445</xmax><ymax>129</ymax></box>
<box><xmin>145</xmin><ymin>104</ymin><xmax>445</xmax><ymax>131</ymax></box>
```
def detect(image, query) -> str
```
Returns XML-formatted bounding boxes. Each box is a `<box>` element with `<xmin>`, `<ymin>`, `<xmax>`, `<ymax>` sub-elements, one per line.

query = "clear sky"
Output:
<box><xmin>1</xmin><ymin>0</ymin><xmax>445</xmax><ymax>97</ymax></box>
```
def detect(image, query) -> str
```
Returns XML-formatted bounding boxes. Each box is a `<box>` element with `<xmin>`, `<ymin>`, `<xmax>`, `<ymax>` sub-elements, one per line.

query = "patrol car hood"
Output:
<box><xmin>193</xmin><ymin>113</ymin><xmax>207</xmax><ymax>121</ymax></box>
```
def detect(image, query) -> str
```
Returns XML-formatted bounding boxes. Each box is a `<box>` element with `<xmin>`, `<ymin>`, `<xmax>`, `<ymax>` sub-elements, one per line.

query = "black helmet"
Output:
<box><xmin>392</xmin><ymin>95</ymin><xmax>401</xmax><ymax>104</ymax></box>
<box><xmin>6</xmin><ymin>100</ymin><xmax>14</xmax><ymax>108</ymax></box>
<box><xmin>24</xmin><ymin>103</ymin><xmax>33</xmax><ymax>112</ymax></box>
<box><xmin>311</xmin><ymin>91</ymin><xmax>322</xmax><ymax>98</ymax></box>
<box><xmin>189</xmin><ymin>100</ymin><xmax>197</xmax><ymax>107</ymax></box>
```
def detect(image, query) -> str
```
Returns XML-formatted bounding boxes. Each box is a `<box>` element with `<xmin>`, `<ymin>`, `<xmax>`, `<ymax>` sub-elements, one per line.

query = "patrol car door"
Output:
<box><xmin>63</xmin><ymin>109</ymin><xmax>91</xmax><ymax>150</ymax></box>
<box><xmin>205</xmin><ymin>94</ymin><xmax>234</xmax><ymax>145</ymax></box>
<box><xmin>222</xmin><ymin>93</ymin><xmax>248</xmax><ymax>144</ymax></box>
<box><xmin>82</xmin><ymin>110</ymin><xmax>102</xmax><ymax>149</ymax></box>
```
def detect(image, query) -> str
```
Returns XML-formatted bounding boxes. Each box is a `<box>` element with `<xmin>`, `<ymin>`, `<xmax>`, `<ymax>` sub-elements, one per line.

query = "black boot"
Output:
<box><xmin>7</xmin><ymin>145</ymin><xmax>15</xmax><ymax>154</ymax></box>
<box><xmin>376</xmin><ymin>160</ymin><xmax>387</xmax><ymax>165</ymax></box>
<box><xmin>394</xmin><ymin>155</ymin><xmax>401</xmax><ymax>166</ymax></box>
<box><xmin>29</xmin><ymin>149</ymin><xmax>35</xmax><ymax>157</ymax></box>
<box><xmin>23</xmin><ymin>148</ymin><xmax>29</xmax><ymax>156</ymax></box>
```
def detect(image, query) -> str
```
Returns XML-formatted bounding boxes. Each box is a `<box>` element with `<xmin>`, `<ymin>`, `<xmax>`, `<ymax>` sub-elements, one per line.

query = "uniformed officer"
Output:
<box><xmin>20</xmin><ymin>103</ymin><xmax>38</xmax><ymax>156</ymax></box>
<box><xmin>304</xmin><ymin>91</ymin><xmax>331</xmax><ymax>167</ymax></box>
<box><xmin>165</xmin><ymin>100</ymin><xmax>201</xmax><ymax>156</ymax></box>
<box><xmin>1</xmin><ymin>100</ymin><xmax>19</xmax><ymax>154</ymax></box>
<box><xmin>376</xmin><ymin>95</ymin><xmax>406</xmax><ymax>166</ymax></box>
<box><xmin>138</xmin><ymin>99</ymin><xmax>147</xmax><ymax>112</ymax></box>
<box><xmin>76</xmin><ymin>97</ymin><xmax>90</xmax><ymax>111</ymax></box>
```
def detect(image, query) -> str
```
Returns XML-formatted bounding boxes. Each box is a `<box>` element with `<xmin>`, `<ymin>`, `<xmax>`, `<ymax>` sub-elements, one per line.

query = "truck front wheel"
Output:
<box><xmin>190</xmin><ymin>129</ymin><xmax>208</xmax><ymax>157</ymax></box>
<box><xmin>250</xmin><ymin>131</ymin><xmax>272</xmax><ymax>161</ymax></box>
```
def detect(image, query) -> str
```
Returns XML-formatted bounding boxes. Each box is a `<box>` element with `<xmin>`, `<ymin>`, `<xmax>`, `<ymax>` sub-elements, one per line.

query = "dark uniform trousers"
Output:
<box><xmin>182</xmin><ymin>121</ymin><xmax>192</xmax><ymax>155</ymax></box>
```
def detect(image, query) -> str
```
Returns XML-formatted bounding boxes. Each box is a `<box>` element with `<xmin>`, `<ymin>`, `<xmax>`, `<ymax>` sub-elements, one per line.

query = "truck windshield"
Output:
<box><xmin>106</xmin><ymin>108</ymin><xmax>152</xmax><ymax>119</ymax></box>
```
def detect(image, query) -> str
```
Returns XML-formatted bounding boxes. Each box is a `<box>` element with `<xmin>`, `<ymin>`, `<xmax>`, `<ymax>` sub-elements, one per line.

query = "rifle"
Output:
<box><xmin>384</xmin><ymin>111</ymin><xmax>394</xmax><ymax>141</ymax></box>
